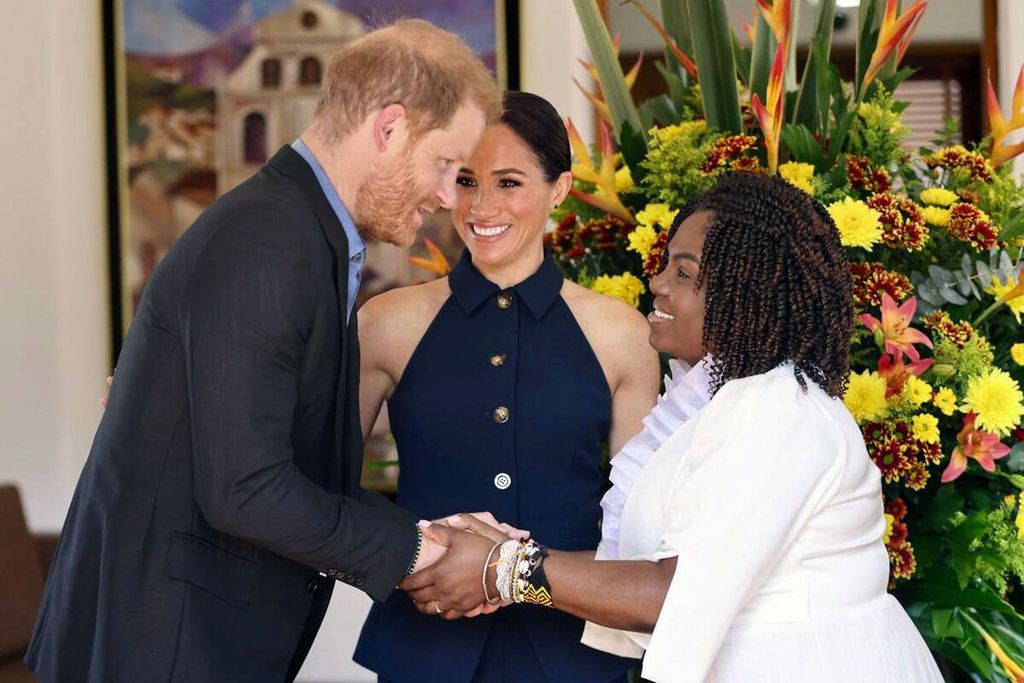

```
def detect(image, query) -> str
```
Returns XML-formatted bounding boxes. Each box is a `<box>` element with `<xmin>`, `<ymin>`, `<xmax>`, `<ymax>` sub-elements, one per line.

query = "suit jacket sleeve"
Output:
<box><xmin>179</xmin><ymin>212</ymin><xmax>417</xmax><ymax>601</ymax></box>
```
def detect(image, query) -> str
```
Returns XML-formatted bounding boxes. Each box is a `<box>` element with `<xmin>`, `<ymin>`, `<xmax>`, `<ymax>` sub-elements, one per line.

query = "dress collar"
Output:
<box><xmin>448</xmin><ymin>248</ymin><xmax>564</xmax><ymax>320</ymax></box>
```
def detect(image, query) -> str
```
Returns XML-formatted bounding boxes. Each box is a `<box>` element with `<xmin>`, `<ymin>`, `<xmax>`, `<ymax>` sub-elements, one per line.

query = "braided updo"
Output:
<box><xmin>668</xmin><ymin>172</ymin><xmax>853</xmax><ymax>398</ymax></box>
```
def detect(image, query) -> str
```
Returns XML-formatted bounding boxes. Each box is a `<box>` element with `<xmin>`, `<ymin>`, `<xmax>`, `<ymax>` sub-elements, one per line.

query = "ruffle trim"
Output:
<box><xmin>598</xmin><ymin>357</ymin><xmax>714</xmax><ymax>558</ymax></box>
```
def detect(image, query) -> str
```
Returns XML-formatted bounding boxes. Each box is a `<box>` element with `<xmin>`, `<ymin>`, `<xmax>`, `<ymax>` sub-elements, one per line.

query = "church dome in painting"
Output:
<box><xmin>255</xmin><ymin>0</ymin><xmax>364</xmax><ymax>45</ymax></box>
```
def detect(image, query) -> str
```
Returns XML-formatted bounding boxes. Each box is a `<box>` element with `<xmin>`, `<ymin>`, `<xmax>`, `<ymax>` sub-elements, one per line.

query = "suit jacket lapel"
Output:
<box><xmin>268</xmin><ymin>146</ymin><xmax>356</xmax><ymax>491</ymax></box>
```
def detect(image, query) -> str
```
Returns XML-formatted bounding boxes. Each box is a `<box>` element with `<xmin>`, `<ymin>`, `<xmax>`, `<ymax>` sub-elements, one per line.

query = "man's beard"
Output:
<box><xmin>354</xmin><ymin>145</ymin><xmax>431</xmax><ymax>247</ymax></box>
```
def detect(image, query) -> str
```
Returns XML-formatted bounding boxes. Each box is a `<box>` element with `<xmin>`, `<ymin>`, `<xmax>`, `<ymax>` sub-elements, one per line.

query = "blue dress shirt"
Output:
<box><xmin>291</xmin><ymin>138</ymin><xmax>366</xmax><ymax>322</ymax></box>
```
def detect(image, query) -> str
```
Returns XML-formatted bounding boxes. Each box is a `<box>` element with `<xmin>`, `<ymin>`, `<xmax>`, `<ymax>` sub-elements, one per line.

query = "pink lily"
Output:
<box><xmin>859</xmin><ymin>294</ymin><xmax>934</xmax><ymax>362</ymax></box>
<box><xmin>861</xmin><ymin>0</ymin><xmax>929</xmax><ymax>93</ymax></box>
<box><xmin>986</xmin><ymin>66</ymin><xmax>1024</xmax><ymax>167</ymax></box>
<box><xmin>941</xmin><ymin>412</ymin><xmax>1011</xmax><ymax>482</ymax></box>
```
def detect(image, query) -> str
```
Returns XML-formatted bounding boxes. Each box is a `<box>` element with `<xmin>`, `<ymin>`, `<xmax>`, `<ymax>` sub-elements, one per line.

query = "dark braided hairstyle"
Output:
<box><xmin>666</xmin><ymin>172</ymin><xmax>853</xmax><ymax>398</ymax></box>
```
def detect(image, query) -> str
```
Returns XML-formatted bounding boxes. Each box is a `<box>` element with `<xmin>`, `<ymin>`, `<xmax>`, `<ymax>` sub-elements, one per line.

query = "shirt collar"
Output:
<box><xmin>291</xmin><ymin>138</ymin><xmax>365</xmax><ymax>261</ymax></box>
<box><xmin>448</xmin><ymin>248</ymin><xmax>563</xmax><ymax>320</ymax></box>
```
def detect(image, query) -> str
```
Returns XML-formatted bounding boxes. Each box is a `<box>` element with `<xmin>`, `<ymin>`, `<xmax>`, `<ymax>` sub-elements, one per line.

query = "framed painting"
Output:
<box><xmin>102</xmin><ymin>0</ymin><xmax>520</xmax><ymax>357</ymax></box>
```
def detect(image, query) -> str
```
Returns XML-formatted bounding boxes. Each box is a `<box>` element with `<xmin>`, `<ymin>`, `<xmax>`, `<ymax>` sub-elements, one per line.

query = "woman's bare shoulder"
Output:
<box><xmin>358</xmin><ymin>278</ymin><xmax>451</xmax><ymax>349</ymax></box>
<box><xmin>561</xmin><ymin>280</ymin><xmax>658</xmax><ymax>379</ymax></box>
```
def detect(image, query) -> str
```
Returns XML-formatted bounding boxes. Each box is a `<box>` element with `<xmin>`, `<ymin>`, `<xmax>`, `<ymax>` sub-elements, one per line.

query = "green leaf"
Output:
<box><xmin>999</xmin><ymin>214</ymin><xmax>1024</xmax><ymax>242</ymax></box>
<box><xmin>780</xmin><ymin>124</ymin><xmax>824</xmax><ymax>168</ymax></box>
<box><xmin>659</xmin><ymin>0</ymin><xmax>693</xmax><ymax>82</ymax></box>
<box><xmin>637</xmin><ymin>94</ymin><xmax>679</xmax><ymax>131</ymax></box>
<box><xmin>619</xmin><ymin>120</ymin><xmax>649</xmax><ymax>181</ymax></box>
<box><xmin>748</xmin><ymin>12</ymin><xmax>775</xmax><ymax>103</ymax></box>
<box><xmin>880</xmin><ymin>66</ymin><xmax>918</xmax><ymax>94</ymax></box>
<box><xmin>791</xmin><ymin>0</ymin><xmax>835</xmax><ymax>134</ymax></box>
<box><xmin>572</xmin><ymin>0</ymin><xmax>646</xmax><ymax>143</ymax></box>
<box><xmin>931</xmin><ymin>608</ymin><xmax>956</xmax><ymax>638</ymax></box>
<box><xmin>1008</xmin><ymin>442</ymin><xmax>1024</xmax><ymax>472</ymax></box>
<box><xmin>897</xmin><ymin>574</ymin><xmax>1020</xmax><ymax>615</ymax></box>
<box><xmin>855</xmin><ymin>0</ymin><xmax>885</xmax><ymax>99</ymax></box>
<box><xmin>732</xmin><ymin>30</ymin><xmax>751</xmax><ymax>86</ymax></box>
<box><xmin>685</xmin><ymin>0</ymin><xmax>743</xmax><ymax>134</ymax></box>
<box><xmin>654</xmin><ymin>59</ymin><xmax>688</xmax><ymax>112</ymax></box>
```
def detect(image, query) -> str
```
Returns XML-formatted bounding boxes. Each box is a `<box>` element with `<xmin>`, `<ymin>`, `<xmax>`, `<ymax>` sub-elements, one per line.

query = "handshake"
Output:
<box><xmin>399</xmin><ymin>513</ymin><xmax>532</xmax><ymax>619</ymax></box>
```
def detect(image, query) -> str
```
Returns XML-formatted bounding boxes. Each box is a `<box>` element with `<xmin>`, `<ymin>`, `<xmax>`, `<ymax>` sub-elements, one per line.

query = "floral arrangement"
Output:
<box><xmin>561</xmin><ymin>0</ymin><xmax>1024</xmax><ymax>677</ymax></box>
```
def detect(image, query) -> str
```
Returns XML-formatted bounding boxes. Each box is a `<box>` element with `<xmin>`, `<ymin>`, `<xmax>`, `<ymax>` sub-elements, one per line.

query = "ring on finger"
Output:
<box><xmin>433</xmin><ymin>600</ymin><xmax>442</xmax><ymax>614</ymax></box>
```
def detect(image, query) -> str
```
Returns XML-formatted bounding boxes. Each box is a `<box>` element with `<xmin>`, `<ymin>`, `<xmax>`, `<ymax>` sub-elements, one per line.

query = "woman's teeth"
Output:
<box><xmin>652</xmin><ymin>309</ymin><xmax>675</xmax><ymax>321</ymax></box>
<box><xmin>471</xmin><ymin>223</ymin><xmax>511</xmax><ymax>237</ymax></box>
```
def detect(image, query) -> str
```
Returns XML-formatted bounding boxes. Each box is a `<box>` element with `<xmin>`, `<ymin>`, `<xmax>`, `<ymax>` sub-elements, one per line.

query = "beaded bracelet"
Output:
<box><xmin>482</xmin><ymin>540</ymin><xmax>504</xmax><ymax>605</ymax></box>
<box><xmin>491</xmin><ymin>539</ymin><xmax>554</xmax><ymax>608</ymax></box>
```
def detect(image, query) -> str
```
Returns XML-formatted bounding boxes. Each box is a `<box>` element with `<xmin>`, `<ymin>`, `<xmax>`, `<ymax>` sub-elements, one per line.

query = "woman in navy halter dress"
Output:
<box><xmin>352</xmin><ymin>92</ymin><xmax>660</xmax><ymax>682</ymax></box>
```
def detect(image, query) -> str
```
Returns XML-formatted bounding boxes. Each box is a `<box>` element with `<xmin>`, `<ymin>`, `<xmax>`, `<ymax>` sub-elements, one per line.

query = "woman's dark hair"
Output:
<box><xmin>500</xmin><ymin>91</ymin><xmax>571</xmax><ymax>183</ymax></box>
<box><xmin>667</xmin><ymin>172</ymin><xmax>853</xmax><ymax>398</ymax></box>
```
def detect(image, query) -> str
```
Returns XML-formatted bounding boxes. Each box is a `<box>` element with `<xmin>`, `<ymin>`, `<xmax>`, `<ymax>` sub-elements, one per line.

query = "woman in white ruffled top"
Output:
<box><xmin>427</xmin><ymin>173</ymin><xmax>943</xmax><ymax>682</ymax></box>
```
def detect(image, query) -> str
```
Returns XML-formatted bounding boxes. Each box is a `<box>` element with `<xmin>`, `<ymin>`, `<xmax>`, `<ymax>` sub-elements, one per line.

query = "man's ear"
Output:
<box><xmin>372</xmin><ymin>103</ymin><xmax>409</xmax><ymax>152</ymax></box>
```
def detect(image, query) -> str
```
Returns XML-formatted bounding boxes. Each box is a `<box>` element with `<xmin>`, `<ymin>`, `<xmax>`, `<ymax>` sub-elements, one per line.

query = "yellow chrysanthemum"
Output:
<box><xmin>1017</xmin><ymin>493</ymin><xmax>1024</xmax><ymax>538</ymax></box>
<box><xmin>902</xmin><ymin>376</ymin><xmax>933</xmax><ymax>407</ymax></box>
<box><xmin>911</xmin><ymin>414</ymin><xmax>941</xmax><ymax>444</ymax></box>
<box><xmin>986</xmin><ymin>274</ymin><xmax>1024</xmax><ymax>323</ymax></box>
<box><xmin>921</xmin><ymin>206</ymin><xmax>950</xmax><ymax>227</ymax></box>
<box><xmin>779</xmin><ymin>161</ymin><xmax>815</xmax><ymax>195</ymax></box>
<box><xmin>963</xmin><ymin>367</ymin><xmax>1024</xmax><ymax>436</ymax></box>
<box><xmin>615</xmin><ymin>165</ymin><xmax>635</xmax><ymax>193</ymax></box>
<box><xmin>844</xmin><ymin>370</ymin><xmax>890</xmax><ymax>423</ymax></box>
<box><xmin>827</xmin><ymin>197</ymin><xmax>883</xmax><ymax>250</ymax></box>
<box><xmin>635</xmin><ymin>203</ymin><xmax>679</xmax><ymax>231</ymax></box>
<box><xmin>883</xmin><ymin>513</ymin><xmax>895</xmax><ymax>544</ymax></box>
<box><xmin>650</xmin><ymin>120</ymin><xmax>707</xmax><ymax>143</ymax></box>
<box><xmin>1013</xmin><ymin>343</ymin><xmax>1024</xmax><ymax>366</ymax></box>
<box><xmin>919</xmin><ymin>187</ymin><xmax>959</xmax><ymax>207</ymax></box>
<box><xmin>933</xmin><ymin>387</ymin><xmax>958</xmax><ymax>416</ymax></box>
<box><xmin>590</xmin><ymin>272</ymin><xmax>646</xmax><ymax>309</ymax></box>
<box><xmin>626</xmin><ymin>224</ymin><xmax>659</xmax><ymax>261</ymax></box>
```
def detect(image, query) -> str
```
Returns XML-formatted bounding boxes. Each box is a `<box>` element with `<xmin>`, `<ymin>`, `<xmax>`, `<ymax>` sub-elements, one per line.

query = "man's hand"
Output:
<box><xmin>410</xmin><ymin>525</ymin><xmax>446</xmax><ymax>574</ymax></box>
<box><xmin>399</xmin><ymin>524</ymin><xmax>495</xmax><ymax>619</ymax></box>
<box><xmin>100</xmin><ymin>375</ymin><xmax>113</xmax><ymax>407</ymax></box>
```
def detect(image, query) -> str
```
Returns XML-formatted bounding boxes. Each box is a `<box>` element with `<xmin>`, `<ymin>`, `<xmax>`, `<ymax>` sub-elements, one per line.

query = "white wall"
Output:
<box><xmin>0</xmin><ymin>1</ymin><xmax>109</xmax><ymax>531</ymax></box>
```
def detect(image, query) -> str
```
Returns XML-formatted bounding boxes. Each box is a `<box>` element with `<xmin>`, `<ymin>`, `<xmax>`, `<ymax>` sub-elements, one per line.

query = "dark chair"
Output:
<box><xmin>0</xmin><ymin>484</ymin><xmax>54</xmax><ymax>682</ymax></box>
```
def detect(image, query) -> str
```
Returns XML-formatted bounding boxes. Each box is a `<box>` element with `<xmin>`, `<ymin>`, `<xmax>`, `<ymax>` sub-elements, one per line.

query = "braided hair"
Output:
<box><xmin>667</xmin><ymin>172</ymin><xmax>853</xmax><ymax>398</ymax></box>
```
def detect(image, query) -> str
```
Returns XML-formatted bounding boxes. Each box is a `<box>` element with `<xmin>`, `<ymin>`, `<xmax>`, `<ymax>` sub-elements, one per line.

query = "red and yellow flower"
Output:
<box><xmin>860</xmin><ymin>294</ymin><xmax>933</xmax><ymax>362</ymax></box>
<box><xmin>941</xmin><ymin>412</ymin><xmax>1012</xmax><ymax>482</ymax></box>
<box><xmin>866</xmin><ymin>193</ymin><xmax>928</xmax><ymax>251</ymax></box>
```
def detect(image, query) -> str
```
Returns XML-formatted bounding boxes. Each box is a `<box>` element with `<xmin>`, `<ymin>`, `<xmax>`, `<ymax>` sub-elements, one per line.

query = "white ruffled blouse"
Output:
<box><xmin>598</xmin><ymin>357</ymin><xmax>714</xmax><ymax>559</ymax></box>
<box><xmin>583</xmin><ymin>364</ymin><xmax>943</xmax><ymax>683</ymax></box>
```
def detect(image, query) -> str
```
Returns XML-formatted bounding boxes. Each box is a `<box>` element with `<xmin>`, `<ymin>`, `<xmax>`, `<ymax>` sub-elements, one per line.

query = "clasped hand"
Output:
<box><xmin>400</xmin><ymin>512</ymin><xmax>528</xmax><ymax>619</ymax></box>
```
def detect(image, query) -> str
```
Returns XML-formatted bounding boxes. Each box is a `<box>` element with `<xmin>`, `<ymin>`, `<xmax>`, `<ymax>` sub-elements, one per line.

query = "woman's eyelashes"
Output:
<box><xmin>455</xmin><ymin>175</ymin><xmax>522</xmax><ymax>190</ymax></box>
<box><xmin>677</xmin><ymin>267</ymin><xmax>691</xmax><ymax>280</ymax></box>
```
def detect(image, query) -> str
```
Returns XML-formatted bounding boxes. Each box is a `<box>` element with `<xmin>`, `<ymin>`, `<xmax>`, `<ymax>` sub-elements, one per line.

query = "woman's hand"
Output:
<box><xmin>436</xmin><ymin>512</ymin><xmax>529</xmax><ymax>543</ymax></box>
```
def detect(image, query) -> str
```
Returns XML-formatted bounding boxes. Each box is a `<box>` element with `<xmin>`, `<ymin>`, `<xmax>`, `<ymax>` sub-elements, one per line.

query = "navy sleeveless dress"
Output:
<box><xmin>354</xmin><ymin>250</ymin><xmax>634</xmax><ymax>682</ymax></box>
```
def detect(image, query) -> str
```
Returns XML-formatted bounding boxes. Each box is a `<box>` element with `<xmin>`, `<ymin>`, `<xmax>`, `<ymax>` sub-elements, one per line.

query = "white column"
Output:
<box><xmin>0</xmin><ymin>0</ymin><xmax>109</xmax><ymax>530</ymax></box>
<box><xmin>519</xmin><ymin>0</ymin><xmax>595</xmax><ymax>142</ymax></box>
<box><xmin>998</xmin><ymin>0</ymin><xmax>1024</xmax><ymax>177</ymax></box>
